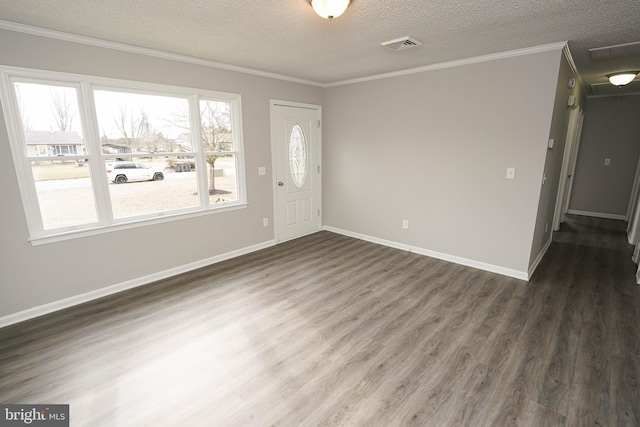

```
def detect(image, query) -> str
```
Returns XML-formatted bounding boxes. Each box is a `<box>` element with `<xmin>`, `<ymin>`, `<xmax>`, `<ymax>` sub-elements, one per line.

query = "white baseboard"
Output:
<box><xmin>323</xmin><ymin>226</ymin><xmax>529</xmax><ymax>281</ymax></box>
<box><xmin>528</xmin><ymin>235</ymin><xmax>553</xmax><ymax>279</ymax></box>
<box><xmin>0</xmin><ymin>239</ymin><xmax>277</xmax><ymax>329</ymax></box>
<box><xmin>567</xmin><ymin>209</ymin><xmax>626</xmax><ymax>221</ymax></box>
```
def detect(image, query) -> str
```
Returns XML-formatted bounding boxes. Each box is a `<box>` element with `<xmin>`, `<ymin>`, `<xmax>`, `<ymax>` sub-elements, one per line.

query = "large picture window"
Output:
<box><xmin>0</xmin><ymin>68</ymin><xmax>246</xmax><ymax>243</ymax></box>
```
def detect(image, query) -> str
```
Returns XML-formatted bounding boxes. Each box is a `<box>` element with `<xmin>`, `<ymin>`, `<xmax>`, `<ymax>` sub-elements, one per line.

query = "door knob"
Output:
<box><xmin>278</xmin><ymin>181</ymin><xmax>284</xmax><ymax>186</ymax></box>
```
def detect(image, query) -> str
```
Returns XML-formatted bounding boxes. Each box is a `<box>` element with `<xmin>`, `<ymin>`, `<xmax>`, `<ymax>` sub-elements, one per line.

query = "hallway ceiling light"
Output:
<box><xmin>307</xmin><ymin>0</ymin><xmax>351</xmax><ymax>20</ymax></box>
<box><xmin>607</xmin><ymin>72</ymin><xmax>638</xmax><ymax>87</ymax></box>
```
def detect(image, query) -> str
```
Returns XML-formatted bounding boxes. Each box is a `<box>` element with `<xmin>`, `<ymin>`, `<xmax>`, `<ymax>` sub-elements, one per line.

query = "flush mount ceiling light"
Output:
<box><xmin>607</xmin><ymin>72</ymin><xmax>639</xmax><ymax>87</ymax></box>
<box><xmin>307</xmin><ymin>0</ymin><xmax>351</xmax><ymax>20</ymax></box>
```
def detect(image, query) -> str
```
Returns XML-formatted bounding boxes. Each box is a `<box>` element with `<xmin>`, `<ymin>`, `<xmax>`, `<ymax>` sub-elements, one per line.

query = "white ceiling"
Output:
<box><xmin>1</xmin><ymin>0</ymin><xmax>639</xmax><ymax>93</ymax></box>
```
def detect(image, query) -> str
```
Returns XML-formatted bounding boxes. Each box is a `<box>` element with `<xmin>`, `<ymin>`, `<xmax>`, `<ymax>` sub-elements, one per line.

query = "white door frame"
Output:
<box><xmin>627</xmin><ymin>185</ymin><xmax>640</xmax><ymax>244</ymax></box>
<box><xmin>270</xmin><ymin>99</ymin><xmax>322</xmax><ymax>243</ymax></box>
<box><xmin>625</xmin><ymin>154</ymin><xmax>640</xmax><ymax>243</ymax></box>
<box><xmin>553</xmin><ymin>107</ymin><xmax>584</xmax><ymax>231</ymax></box>
<box><xmin>626</xmin><ymin>154</ymin><xmax>640</xmax><ymax>222</ymax></box>
<box><xmin>564</xmin><ymin>110</ymin><xmax>585</xmax><ymax>215</ymax></box>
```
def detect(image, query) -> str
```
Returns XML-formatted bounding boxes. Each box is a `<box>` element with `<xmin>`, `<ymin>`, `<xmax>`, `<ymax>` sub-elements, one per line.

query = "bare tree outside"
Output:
<box><xmin>113</xmin><ymin>103</ymin><xmax>147</xmax><ymax>149</ymax></box>
<box><xmin>166</xmin><ymin>100</ymin><xmax>232</xmax><ymax>193</ymax></box>
<box><xmin>50</xmin><ymin>90</ymin><xmax>76</xmax><ymax>131</ymax></box>
<box><xmin>200</xmin><ymin>100</ymin><xmax>232</xmax><ymax>192</ymax></box>
<box><xmin>112</xmin><ymin>104</ymin><xmax>173</xmax><ymax>153</ymax></box>
<box><xmin>14</xmin><ymin>86</ymin><xmax>33</xmax><ymax>132</ymax></box>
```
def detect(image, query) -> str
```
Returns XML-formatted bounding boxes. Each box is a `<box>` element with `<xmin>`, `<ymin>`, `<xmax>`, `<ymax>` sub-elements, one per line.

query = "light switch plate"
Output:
<box><xmin>258</xmin><ymin>166</ymin><xmax>266</xmax><ymax>175</ymax></box>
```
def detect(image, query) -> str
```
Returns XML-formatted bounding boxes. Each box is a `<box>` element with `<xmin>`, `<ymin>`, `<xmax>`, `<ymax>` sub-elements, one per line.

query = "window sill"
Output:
<box><xmin>29</xmin><ymin>202</ymin><xmax>248</xmax><ymax>246</ymax></box>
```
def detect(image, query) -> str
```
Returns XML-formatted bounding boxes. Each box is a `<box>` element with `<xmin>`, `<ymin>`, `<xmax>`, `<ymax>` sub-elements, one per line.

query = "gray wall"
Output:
<box><xmin>323</xmin><ymin>49</ymin><xmax>563</xmax><ymax>274</ymax></box>
<box><xmin>0</xmin><ymin>29</ymin><xmax>323</xmax><ymax>319</ymax></box>
<box><xmin>0</xmin><ymin>27</ymin><xmax>571</xmax><ymax>320</ymax></box>
<box><xmin>528</xmin><ymin>53</ymin><xmax>580</xmax><ymax>267</ymax></box>
<box><xmin>569</xmin><ymin>95</ymin><xmax>640</xmax><ymax>217</ymax></box>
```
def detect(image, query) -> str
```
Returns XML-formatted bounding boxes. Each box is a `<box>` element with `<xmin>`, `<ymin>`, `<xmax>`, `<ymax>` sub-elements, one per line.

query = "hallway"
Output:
<box><xmin>526</xmin><ymin>214</ymin><xmax>640</xmax><ymax>424</ymax></box>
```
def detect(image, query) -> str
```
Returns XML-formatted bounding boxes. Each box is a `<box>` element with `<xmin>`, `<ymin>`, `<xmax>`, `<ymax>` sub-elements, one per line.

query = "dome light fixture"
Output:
<box><xmin>607</xmin><ymin>72</ymin><xmax>638</xmax><ymax>87</ymax></box>
<box><xmin>307</xmin><ymin>0</ymin><xmax>351</xmax><ymax>20</ymax></box>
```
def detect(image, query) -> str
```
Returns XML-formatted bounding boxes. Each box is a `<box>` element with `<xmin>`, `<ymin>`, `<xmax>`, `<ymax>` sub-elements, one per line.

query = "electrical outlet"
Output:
<box><xmin>263</xmin><ymin>218</ymin><xmax>269</xmax><ymax>227</ymax></box>
<box><xmin>402</xmin><ymin>219</ymin><xmax>409</xmax><ymax>229</ymax></box>
<box><xmin>604</xmin><ymin>158</ymin><xmax>611</xmax><ymax>166</ymax></box>
<box><xmin>506</xmin><ymin>168</ymin><xmax>516</xmax><ymax>179</ymax></box>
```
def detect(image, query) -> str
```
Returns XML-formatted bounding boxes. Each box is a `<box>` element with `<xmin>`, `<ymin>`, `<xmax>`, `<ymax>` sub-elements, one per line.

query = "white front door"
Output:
<box><xmin>272</xmin><ymin>102</ymin><xmax>321</xmax><ymax>242</ymax></box>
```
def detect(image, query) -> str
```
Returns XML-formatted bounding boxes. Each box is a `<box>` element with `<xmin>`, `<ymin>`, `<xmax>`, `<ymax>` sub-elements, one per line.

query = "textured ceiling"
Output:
<box><xmin>0</xmin><ymin>0</ymin><xmax>639</xmax><ymax>93</ymax></box>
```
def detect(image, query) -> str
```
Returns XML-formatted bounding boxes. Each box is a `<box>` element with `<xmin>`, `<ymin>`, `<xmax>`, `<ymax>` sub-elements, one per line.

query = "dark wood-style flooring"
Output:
<box><xmin>1</xmin><ymin>216</ymin><xmax>639</xmax><ymax>426</ymax></box>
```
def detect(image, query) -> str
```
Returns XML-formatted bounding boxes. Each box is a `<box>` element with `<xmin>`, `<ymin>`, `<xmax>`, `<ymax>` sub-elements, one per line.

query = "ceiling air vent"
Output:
<box><xmin>381</xmin><ymin>36</ymin><xmax>422</xmax><ymax>52</ymax></box>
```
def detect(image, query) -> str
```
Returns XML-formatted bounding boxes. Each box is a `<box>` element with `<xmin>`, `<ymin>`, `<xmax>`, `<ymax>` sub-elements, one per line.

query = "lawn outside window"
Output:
<box><xmin>0</xmin><ymin>66</ymin><xmax>247</xmax><ymax>244</ymax></box>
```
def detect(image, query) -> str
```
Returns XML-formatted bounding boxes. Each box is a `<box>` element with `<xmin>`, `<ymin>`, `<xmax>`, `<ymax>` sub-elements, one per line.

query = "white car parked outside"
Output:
<box><xmin>106</xmin><ymin>162</ymin><xmax>164</xmax><ymax>184</ymax></box>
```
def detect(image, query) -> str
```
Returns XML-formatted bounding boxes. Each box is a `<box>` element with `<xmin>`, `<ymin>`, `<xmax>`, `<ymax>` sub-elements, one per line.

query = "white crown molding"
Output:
<box><xmin>0</xmin><ymin>21</ymin><xmax>571</xmax><ymax>89</ymax></box>
<box><xmin>326</xmin><ymin>41</ymin><xmax>569</xmax><ymax>87</ymax></box>
<box><xmin>563</xmin><ymin>43</ymin><xmax>588</xmax><ymax>100</ymax></box>
<box><xmin>0</xmin><ymin>21</ymin><xmax>570</xmax><ymax>89</ymax></box>
<box><xmin>0</xmin><ymin>20</ymin><xmax>325</xmax><ymax>88</ymax></box>
<box><xmin>562</xmin><ymin>43</ymin><xmax>580</xmax><ymax>80</ymax></box>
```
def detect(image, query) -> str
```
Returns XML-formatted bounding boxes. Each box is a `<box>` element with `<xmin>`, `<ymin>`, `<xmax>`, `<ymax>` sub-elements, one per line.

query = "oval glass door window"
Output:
<box><xmin>289</xmin><ymin>124</ymin><xmax>308</xmax><ymax>188</ymax></box>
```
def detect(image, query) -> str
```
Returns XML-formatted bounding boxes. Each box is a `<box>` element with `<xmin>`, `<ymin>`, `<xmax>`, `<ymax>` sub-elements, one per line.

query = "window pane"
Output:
<box><xmin>14</xmin><ymin>82</ymin><xmax>85</xmax><ymax>157</ymax></box>
<box><xmin>200</xmin><ymin>100</ymin><xmax>233</xmax><ymax>152</ymax></box>
<box><xmin>289</xmin><ymin>124</ymin><xmax>308</xmax><ymax>188</ymax></box>
<box><xmin>6</xmin><ymin>72</ymin><xmax>245</xmax><ymax>240</ymax></box>
<box><xmin>207</xmin><ymin>154</ymin><xmax>238</xmax><ymax>204</ymax></box>
<box><xmin>94</xmin><ymin>90</ymin><xmax>191</xmax><ymax>155</ymax></box>
<box><xmin>107</xmin><ymin>157</ymin><xmax>199</xmax><ymax>219</ymax></box>
<box><xmin>31</xmin><ymin>160</ymin><xmax>97</xmax><ymax>230</ymax></box>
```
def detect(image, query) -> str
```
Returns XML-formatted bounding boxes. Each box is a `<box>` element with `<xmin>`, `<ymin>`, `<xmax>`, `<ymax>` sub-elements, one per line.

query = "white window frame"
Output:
<box><xmin>0</xmin><ymin>66</ymin><xmax>247</xmax><ymax>245</ymax></box>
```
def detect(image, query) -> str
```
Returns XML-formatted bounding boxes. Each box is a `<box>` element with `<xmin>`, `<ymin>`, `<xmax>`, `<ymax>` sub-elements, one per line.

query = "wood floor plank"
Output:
<box><xmin>1</xmin><ymin>215</ymin><xmax>639</xmax><ymax>426</ymax></box>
